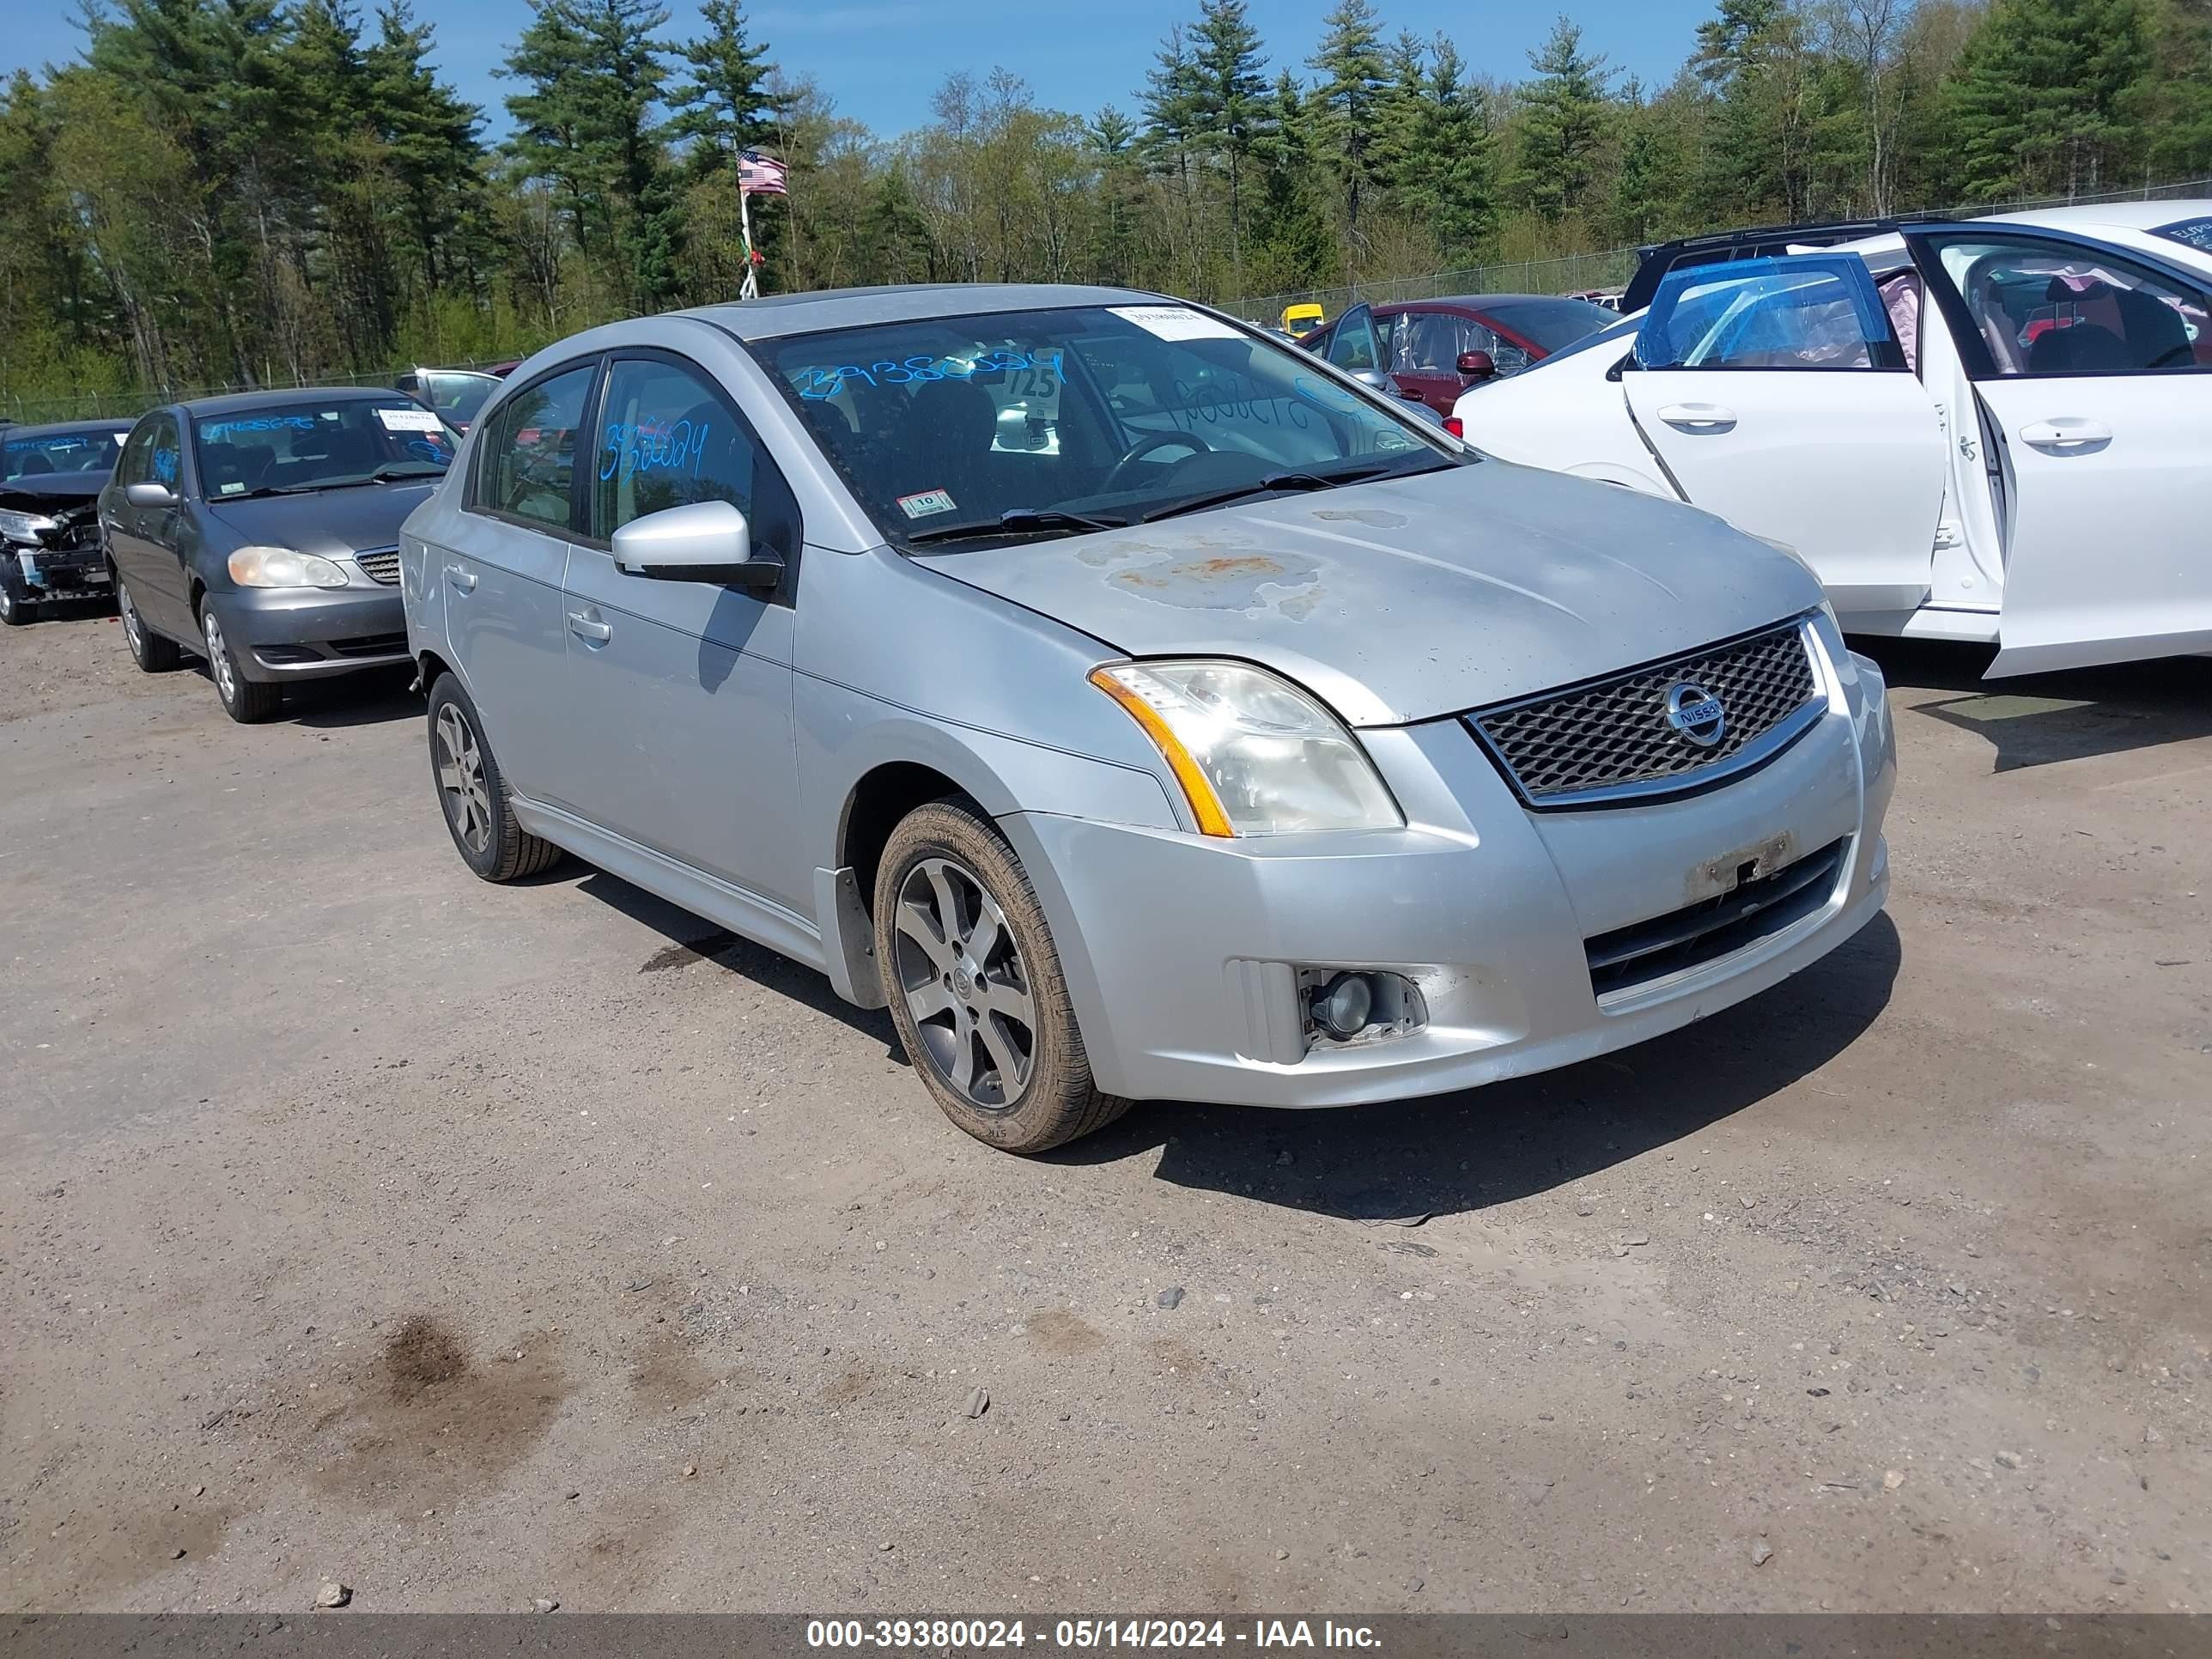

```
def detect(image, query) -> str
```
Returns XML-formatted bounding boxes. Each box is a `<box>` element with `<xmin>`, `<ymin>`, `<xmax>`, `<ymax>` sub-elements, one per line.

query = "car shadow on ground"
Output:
<box><xmin>282</xmin><ymin>666</ymin><xmax>422</xmax><ymax>728</ymax></box>
<box><xmin>1857</xmin><ymin>638</ymin><xmax>2212</xmax><ymax>773</ymax></box>
<box><xmin>1052</xmin><ymin>913</ymin><xmax>1901</xmax><ymax>1224</ymax></box>
<box><xmin>570</xmin><ymin>867</ymin><xmax>904</xmax><ymax>1054</ymax></box>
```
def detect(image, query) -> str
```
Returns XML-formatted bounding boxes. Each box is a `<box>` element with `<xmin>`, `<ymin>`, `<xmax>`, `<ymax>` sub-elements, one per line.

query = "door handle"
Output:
<box><xmin>567</xmin><ymin>609</ymin><xmax>611</xmax><ymax>643</ymax></box>
<box><xmin>2020</xmin><ymin>418</ymin><xmax>2112</xmax><ymax>451</ymax></box>
<box><xmin>444</xmin><ymin>563</ymin><xmax>477</xmax><ymax>592</ymax></box>
<box><xmin>1656</xmin><ymin>403</ymin><xmax>1739</xmax><ymax>431</ymax></box>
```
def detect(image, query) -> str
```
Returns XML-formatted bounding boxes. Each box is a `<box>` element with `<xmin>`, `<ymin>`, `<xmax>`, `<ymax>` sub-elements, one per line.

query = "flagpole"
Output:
<box><xmin>738</xmin><ymin>177</ymin><xmax>758</xmax><ymax>302</ymax></box>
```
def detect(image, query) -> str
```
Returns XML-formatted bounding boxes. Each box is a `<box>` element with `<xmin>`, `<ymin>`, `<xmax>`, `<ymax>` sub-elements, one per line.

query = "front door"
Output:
<box><xmin>1382</xmin><ymin>308</ymin><xmax>1486</xmax><ymax>414</ymax></box>
<box><xmin>113</xmin><ymin>412</ymin><xmax>194</xmax><ymax>635</ymax></box>
<box><xmin>556</xmin><ymin>349</ymin><xmax>805</xmax><ymax>915</ymax></box>
<box><xmin>1906</xmin><ymin>226</ymin><xmax>2212</xmax><ymax>676</ymax></box>
<box><xmin>1624</xmin><ymin>253</ymin><xmax>1948</xmax><ymax>617</ymax></box>
<box><xmin>439</xmin><ymin>359</ymin><xmax>599</xmax><ymax>804</ymax></box>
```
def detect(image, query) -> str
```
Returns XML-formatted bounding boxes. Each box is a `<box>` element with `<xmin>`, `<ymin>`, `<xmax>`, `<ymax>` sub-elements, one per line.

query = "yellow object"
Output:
<box><xmin>1279</xmin><ymin>303</ymin><xmax>1325</xmax><ymax>337</ymax></box>
<box><xmin>1087</xmin><ymin>666</ymin><xmax>1235</xmax><ymax>838</ymax></box>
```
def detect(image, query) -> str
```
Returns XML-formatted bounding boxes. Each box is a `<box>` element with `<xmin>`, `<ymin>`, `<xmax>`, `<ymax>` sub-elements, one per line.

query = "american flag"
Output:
<box><xmin>738</xmin><ymin>149</ymin><xmax>788</xmax><ymax>197</ymax></box>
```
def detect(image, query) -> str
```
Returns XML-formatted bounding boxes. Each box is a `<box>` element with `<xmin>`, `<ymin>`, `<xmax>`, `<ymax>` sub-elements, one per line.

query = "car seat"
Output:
<box><xmin>2027</xmin><ymin>277</ymin><xmax>2130</xmax><ymax>373</ymax></box>
<box><xmin>2110</xmin><ymin>284</ymin><xmax>2192</xmax><ymax>368</ymax></box>
<box><xmin>902</xmin><ymin>379</ymin><xmax>1002</xmax><ymax>519</ymax></box>
<box><xmin>18</xmin><ymin>453</ymin><xmax>53</xmax><ymax>475</ymax></box>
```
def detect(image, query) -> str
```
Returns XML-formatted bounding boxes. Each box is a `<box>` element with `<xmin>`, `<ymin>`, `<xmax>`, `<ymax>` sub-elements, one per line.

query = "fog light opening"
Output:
<box><xmin>1300</xmin><ymin>969</ymin><xmax>1427</xmax><ymax>1048</ymax></box>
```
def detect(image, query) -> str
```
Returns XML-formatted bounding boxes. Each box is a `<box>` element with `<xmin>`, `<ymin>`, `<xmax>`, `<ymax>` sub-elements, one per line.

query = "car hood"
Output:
<box><xmin>2</xmin><ymin>473</ymin><xmax>107</xmax><ymax>508</ymax></box>
<box><xmin>927</xmin><ymin>460</ymin><xmax>1825</xmax><ymax>726</ymax></box>
<box><xmin>204</xmin><ymin>479</ymin><xmax>441</xmax><ymax>556</ymax></box>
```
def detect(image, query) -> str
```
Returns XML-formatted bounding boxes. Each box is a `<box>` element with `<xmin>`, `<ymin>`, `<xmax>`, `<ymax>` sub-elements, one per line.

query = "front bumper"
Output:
<box><xmin>209</xmin><ymin>585</ymin><xmax>409</xmax><ymax>681</ymax></box>
<box><xmin>1004</xmin><ymin>642</ymin><xmax>1895</xmax><ymax>1109</ymax></box>
<box><xmin>9</xmin><ymin>541</ymin><xmax>110</xmax><ymax>595</ymax></box>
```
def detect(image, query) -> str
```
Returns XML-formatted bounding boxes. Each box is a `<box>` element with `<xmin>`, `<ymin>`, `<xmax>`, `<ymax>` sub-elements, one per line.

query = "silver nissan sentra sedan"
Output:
<box><xmin>398</xmin><ymin>283</ymin><xmax>1894</xmax><ymax>1154</ymax></box>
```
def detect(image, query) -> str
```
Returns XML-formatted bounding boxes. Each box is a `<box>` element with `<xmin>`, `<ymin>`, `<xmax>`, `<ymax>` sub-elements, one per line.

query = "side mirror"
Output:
<box><xmin>125</xmin><ymin>481</ymin><xmax>179</xmax><ymax>509</ymax></box>
<box><xmin>1455</xmin><ymin>350</ymin><xmax>1497</xmax><ymax>383</ymax></box>
<box><xmin>612</xmin><ymin>499</ymin><xmax>782</xmax><ymax>589</ymax></box>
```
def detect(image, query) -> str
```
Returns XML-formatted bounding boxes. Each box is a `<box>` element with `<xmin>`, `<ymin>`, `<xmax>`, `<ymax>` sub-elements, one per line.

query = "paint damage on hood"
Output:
<box><xmin>929</xmin><ymin>459</ymin><xmax>1825</xmax><ymax>726</ymax></box>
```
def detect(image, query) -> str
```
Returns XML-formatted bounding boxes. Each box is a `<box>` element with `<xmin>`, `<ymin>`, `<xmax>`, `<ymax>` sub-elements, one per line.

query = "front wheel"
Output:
<box><xmin>200</xmin><ymin>604</ymin><xmax>283</xmax><ymax>723</ymax></box>
<box><xmin>873</xmin><ymin>799</ymin><xmax>1129</xmax><ymax>1154</ymax></box>
<box><xmin>425</xmin><ymin>672</ymin><xmax>561</xmax><ymax>882</ymax></box>
<box><xmin>0</xmin><ymin>567</ymin><xmax>33</xmax><ymax>626</ymax></box>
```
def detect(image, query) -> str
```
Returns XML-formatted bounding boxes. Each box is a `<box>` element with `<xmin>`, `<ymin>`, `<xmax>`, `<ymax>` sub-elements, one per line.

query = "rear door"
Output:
<box><xmin>1905</xmin><ymin>225</ymin><xmax>2212</xmax><ymax>676</ymax></box>
<box><xmin>1624</xmin><ymin>254</ymin><xmax>1947</xmax><ymax>617</ymax></box>
<box><xmin>442</xmin><ymin>358</ymin><xmax>598</xmax><ymax>804</ymax></box>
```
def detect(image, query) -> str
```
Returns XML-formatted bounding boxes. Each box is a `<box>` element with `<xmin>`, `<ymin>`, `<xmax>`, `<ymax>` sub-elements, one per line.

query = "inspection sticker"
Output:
<box><xmin>897</xmin><ymin>488</ymin><xmax>957</xmax><ymax>519</ymax></box>
<box><xmin>1109</xmin><ymin>305</ymin><xmax>1243</xmax><ymax>343</ymax></box>
<box><xmin>376</xmin><ymin>405</ymin><xmax>443</xmax><ymax>433</ymax></box>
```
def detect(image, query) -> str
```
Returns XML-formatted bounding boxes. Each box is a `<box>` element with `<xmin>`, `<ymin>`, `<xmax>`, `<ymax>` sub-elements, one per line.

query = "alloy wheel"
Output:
<box><xmin>891</xmin><ymin>855</ymin><xmax>1037</xmax><ymax>1109</ymax></box>
<box><xmin>434</xmin><ymin>704</ymin><xmax>492</xmax><ymax>854</ymax></box>
<box><xmin>201</xmin><ymin>610</ymin><xmax>237</xmax><ymax>705</ymax></box>
<box><xmin>119</xmin><ymin>584</ymin><xmax>143</xmax><ymax>651</ymax></box>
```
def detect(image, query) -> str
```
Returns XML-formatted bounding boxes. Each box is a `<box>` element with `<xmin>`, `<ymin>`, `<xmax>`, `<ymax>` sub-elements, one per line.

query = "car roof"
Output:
<box><xmin>678</xmin><ymin>282</ymin><xmax>1171</xmax><ymax>341</ymax></box>
<box><xmin>1387</xmin><ymin>294</ymin><xmax>1592</xmax><ymax>311</ymax></box>
<box><xmin>179</xmin><ymin>386</ymin><xmax>414</xmax><ymax>418</ymax></box>
<box><xmin>1977</xmin><ymin>198</ymin><xmax>2212</xmax><ymax>234</ymax></box>
<box><xmin>4</xmin><ymin>417</ymin><xmax>133</xmax><ymax>440</ymax></box>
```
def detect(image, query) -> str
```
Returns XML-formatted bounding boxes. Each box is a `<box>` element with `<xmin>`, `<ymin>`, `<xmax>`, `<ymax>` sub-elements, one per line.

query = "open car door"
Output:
<box><xmin>1905</xmin><ymin>225</ymin><xmax>2212</xmax><ymax>677</ymax></box>
<box><xmin>1624</xmin><ymin>254</ymin><xmax>1947</xmax><ymax>617</ymax></box>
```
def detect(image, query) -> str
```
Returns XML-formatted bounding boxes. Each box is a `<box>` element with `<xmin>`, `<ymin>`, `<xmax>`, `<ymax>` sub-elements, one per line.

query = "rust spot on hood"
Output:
<box><xmin>1107</xmin><ymin>551</ymin><xmax>1325</xmax><ymax>618</ymax></box>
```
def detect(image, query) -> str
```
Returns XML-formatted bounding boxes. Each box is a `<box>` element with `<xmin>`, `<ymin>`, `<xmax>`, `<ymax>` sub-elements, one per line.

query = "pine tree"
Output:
<box><xmin>1943</xmin><ymin>0</ymin><xmax>2155</xmax><ymax>198</ymax></box>
<box><xmin>668</xmin><ymin>0</ymin><xmax>779</xmax><ymax>172</ymax></box>
<box><xmin>1249</xmin><ymin>70</ymin><xmax>1335</xmax><ymax>290</ymax></box>
<box><xmin>1190</xmin><ymin>0</ymin><xmax>1271</xmax><ymax>282</ymax></box>
<box><xmin>1307</xmin><ymin>0</ymin><xmax>1389</xmax><ymax>252</ymax></box>
<box><xmin>1511</xmin><ymin>16</ymin><xmax>1613</xmax><ymax>220</ymax></box>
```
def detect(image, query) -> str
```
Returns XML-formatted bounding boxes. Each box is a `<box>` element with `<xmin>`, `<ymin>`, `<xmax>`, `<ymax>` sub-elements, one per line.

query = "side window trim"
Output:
<box><xmin>579</xmin><ymin>344</ymin><xmax>804</xmax><ymax>564</ymax></box>
<box><xmin>1904</xmin><ymin>226</ymin><xmax>2212</xmax><ymax>382</ymax></box>
<box><xmin>465</xmin><ymin>355</ymin><xmax>605</xmax><ymax>534</ymax></box>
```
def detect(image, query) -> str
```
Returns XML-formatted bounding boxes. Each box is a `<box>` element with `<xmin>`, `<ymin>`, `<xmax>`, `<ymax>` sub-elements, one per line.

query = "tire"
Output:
<box><xmin>425</xmin><ymin>672</ymin><xmax>562</xmax><ymax>883</ymax></box>
<box><xmin>0</xmin><ymin>565</ymin><xmax>34</xmax><ymax>626</ymax></box>
<box><xmin>117</xmin><ymin>575</ymin><xmax>181</xmax><ymax>671</ymax></box>
<box><xmin>198</xmin><ymin>601</ymin><xmax>283</xmax><ymax>723</ymax></box>
<box><xmin>873</xmin><ymin>797</ymin><xmax>1129</xmax><ymax>1154</ymax></box>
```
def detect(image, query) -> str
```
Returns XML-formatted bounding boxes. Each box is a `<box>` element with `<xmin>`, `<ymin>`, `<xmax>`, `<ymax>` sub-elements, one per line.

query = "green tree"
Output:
<box><xmin>1190</xmin><ymin>0</ymin><xmax>1271</xmax><ymax>282</ymax></box>
<box><xmin>1944</xmin><ymin>0</ymin><xmax>2155</xmax><ymax>198</ymax></box>
<box><xmin>1512</xmin><ymin>16</ymin><xmax>1613</xmax><ymax>221</ymax></box>
<box><xmin>1308</xmin><ymin>0</ymin><xmax>1389</xmax><ymax>254</ymax></box>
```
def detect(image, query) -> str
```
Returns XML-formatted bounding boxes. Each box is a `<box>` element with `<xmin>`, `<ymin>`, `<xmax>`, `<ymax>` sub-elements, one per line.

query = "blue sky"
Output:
<box><xmin>7</xmin><ymin>1</ymin><xmax>1712</xmax><ymax>141</ymax></box>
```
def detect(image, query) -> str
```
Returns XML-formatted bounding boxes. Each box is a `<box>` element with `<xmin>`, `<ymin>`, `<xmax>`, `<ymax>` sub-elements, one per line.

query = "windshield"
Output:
<box><xmin>755</xmin><ymin>303</ymin><xmax>1452</xmax><ymax>547</ymax></box>
<box><xmin>4</xmin><ymin>426</ymin><xmax>130</xmax><ymax>482</ymax></box>
<box><xmin>191</xmin><ymin>398</ymin><xmax>457</xmax><ymax>496</ymax></box>
<box><xmin>1480</xmin><ymin>297</ymin><xmax>1620</xmax><ymax>353</ymax></box>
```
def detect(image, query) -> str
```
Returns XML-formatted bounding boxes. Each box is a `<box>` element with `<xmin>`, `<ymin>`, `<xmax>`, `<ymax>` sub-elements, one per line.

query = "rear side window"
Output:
<box><xmin>1638</xmin><ymin>256</ymin><xmax>1898</xmax><ymax>370</ymax></box>
<box><xmin>592</xmin><ymin>356</ymin><xmax>755</xmax><ymax>535</ymax></box>
<box><xmin>474</xmin><ymin>363</ymin><xmax>596</xmax><ymax>531</ymax></box>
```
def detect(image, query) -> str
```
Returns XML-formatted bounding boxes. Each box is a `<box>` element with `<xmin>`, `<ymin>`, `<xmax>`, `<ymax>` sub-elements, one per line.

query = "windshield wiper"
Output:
<box><xmin>905</xmin><ymin>507</ymin><xmax>1130</xmax><ymax>546</ymax></box>
<box><xmin>1137</xmin><ymin>459</ymin><xmax>1425</xmax><ymax>524</ymax></box>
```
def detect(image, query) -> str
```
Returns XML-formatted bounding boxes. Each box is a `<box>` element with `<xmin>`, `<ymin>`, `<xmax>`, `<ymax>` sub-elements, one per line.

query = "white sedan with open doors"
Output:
<box><xmin>1452</xmin><ymin>201</ymin><xmax>2212</xmax><ymax>677</ymax></box>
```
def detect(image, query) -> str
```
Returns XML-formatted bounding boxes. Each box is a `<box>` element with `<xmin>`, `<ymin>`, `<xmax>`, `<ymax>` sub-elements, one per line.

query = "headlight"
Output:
<box><xmin>228</xmin><ymin>546</ymin><xmax>349</xmax><ymax>588</ymax></box>
<box><xmin>1089</xmin><ymin>659</ymin><xmax>1402</xmax><ymax>837</ymax></box>
<box><xmin>0</xmin><ymin>507</ymin><xmax>58</xmax><ymax>544</ymax></box>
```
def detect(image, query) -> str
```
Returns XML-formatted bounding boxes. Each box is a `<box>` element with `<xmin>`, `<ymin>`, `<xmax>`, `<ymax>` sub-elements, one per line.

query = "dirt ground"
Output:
<box><xmin>2</xmin><ymin>605</ymin><xmax>2206</xmax><ymax>1615</ymax></box>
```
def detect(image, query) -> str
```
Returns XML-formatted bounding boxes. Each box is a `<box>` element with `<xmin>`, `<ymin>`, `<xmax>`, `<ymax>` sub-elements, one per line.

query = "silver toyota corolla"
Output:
<box><xmin>398</xmin><ymin>283</ymin><xmax>1895</xmax><ymax>1154</ymax></box>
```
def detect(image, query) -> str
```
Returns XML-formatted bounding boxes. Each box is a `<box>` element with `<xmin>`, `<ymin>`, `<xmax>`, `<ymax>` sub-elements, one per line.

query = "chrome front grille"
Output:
<box><xmin>356</xmin><ymin>547</ymin><xmax>401</xmax><ymax>586</ymax></box>
<box><xmin>1469</xmin><ymin>619</ymin><xmax>1822</xmax><ymax>808</ymax></box>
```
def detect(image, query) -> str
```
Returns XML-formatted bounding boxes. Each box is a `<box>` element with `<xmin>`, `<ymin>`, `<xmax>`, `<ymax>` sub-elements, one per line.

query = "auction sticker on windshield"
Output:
<box><xmin>377</xmin><ymin>406</ymin><xmax>443</xmax><ymax>432</ymax></box>
<box><xmin>1110</xmin><ymin>305</ymin><xmax>1243</xmax><ymax>343</ymax></box>
<box><xmin>897</xmin><ymin>488</ymin><xmax>957</xmax><ymax>519</ymax></box>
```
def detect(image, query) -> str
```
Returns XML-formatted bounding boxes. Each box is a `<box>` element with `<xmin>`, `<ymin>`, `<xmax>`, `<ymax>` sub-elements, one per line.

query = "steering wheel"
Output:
<box><xmin>1099</xmin><ymin>430</ymin><xmax>1212</xmax><ymax>495</ymax></box>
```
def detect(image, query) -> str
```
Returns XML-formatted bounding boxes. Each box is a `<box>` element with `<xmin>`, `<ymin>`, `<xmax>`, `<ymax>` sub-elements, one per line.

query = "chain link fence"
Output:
<box><xmin>1</xmin><ymin>356</ymin><xmax>521</xmax><ymax>429</ymax></box>
<box><xmin>1226</xmin><ymin>177</ymin><xmax>2212</xmax><ymax>328</ymax></box>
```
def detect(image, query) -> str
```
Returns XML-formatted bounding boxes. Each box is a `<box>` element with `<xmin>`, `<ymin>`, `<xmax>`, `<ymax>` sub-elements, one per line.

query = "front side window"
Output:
<box><xmin>1390</xmin><ymin>311</ymin><xmax>1480</xmax><ymax>373</ymax></box>
<box><xmin>3</xmin><ymin>427</ymin><xmax>131</xmax><ymax>482</ymax></box>
<box><xmin>1326</xmin><ymin>308</ymin><xmax>1382</xmax><ymax>372</ymax></box>
<box><xmin>1638</xmin><ymin>256</ymin><xmax>1897</xmax><ymax>370</ymax></box>
<box><xmin>191</xmin><ymin>398</ymin><xmax>455</xmax><ymax>498</ymax></box>
<box><xmin>474</xmin><ymin>363</ymin><xmax>595</xmax><ymax>531</ymax></box>
<box><xmin>422</xmin><ymin>372</ymin><xmax>500</xmax><ymax>428</ymax></box>
<box><xmin>592</xmin><ymin>356</ymin><xmax>757</xmax><ymax>537</ymax></box>
<box><xmin>143</xmin><ymin>416</ymin><xmax>182</xmax><ymax>489</ymax></box>
<box><xmin>1923</xmin><ymin>234</ymin><xmax>2210</xmax><ymax>375</ymax></box>
<box><xmin>756</xmin><ymin>304</ymin><xmax>1449</xmax><ymax>548</ymax></box>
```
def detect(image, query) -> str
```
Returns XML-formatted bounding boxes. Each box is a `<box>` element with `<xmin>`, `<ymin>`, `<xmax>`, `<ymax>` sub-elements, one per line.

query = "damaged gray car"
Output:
<box><xmin>1</xmin><ymin>420</ymin><xmax>132</xmax><ymax>624</ymax></box>
<box><xmin>400</xmin><ymin>285</ymin><xmax>1895</xmax><ymax>1154</ymax></box>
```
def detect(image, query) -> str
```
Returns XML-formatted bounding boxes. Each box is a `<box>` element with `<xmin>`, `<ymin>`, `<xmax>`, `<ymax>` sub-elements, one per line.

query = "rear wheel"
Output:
<box><xmin>426</xmin><ymin>672</ymin><xmax>561</xmax><ymax>882</ymax></box>
<box><xmin>873</xmin><ymin>798</ymin><xmax>1128</xmax><ymax>1154</ymax></box>
<box><xmin>199</xmin><ymin>603</ymin><xmax>283</xmax><ymax>723</ymax></box>
<box><xmin>117</xmin><ymin>576</ymin><xmax>180</xmax><ymax>671</ymax></box>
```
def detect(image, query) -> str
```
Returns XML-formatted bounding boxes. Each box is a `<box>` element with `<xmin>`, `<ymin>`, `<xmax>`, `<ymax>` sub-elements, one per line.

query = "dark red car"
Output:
<box><xmin>1303</xmin><ymin>294</ymin><xmax>1618</xmax><ymax>416</ymax></box>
